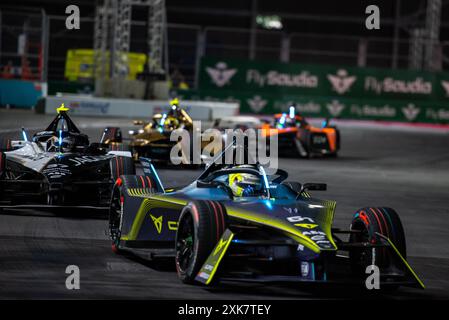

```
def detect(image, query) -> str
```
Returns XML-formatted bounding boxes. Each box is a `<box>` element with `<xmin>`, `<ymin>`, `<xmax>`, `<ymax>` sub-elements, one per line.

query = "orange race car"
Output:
<box><xmin>262</xmin><ymin>106</ymin><xmax>340</xmax><ymax>158</ymax></box>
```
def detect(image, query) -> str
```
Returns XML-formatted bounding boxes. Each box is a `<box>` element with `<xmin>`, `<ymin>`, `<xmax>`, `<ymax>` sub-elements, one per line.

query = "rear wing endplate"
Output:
<box><xmin>139</xmin><ymin>157</ymin><xmax>164</xmax><ymax>193</ymax></box>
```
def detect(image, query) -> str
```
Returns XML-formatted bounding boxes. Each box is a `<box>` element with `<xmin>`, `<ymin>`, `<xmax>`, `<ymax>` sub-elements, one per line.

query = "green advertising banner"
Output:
<box><xmin>179</xmin><ymin>89</ymin><xmax>449</xmax><ymax>124</ymax></box>
<box><xmin>199</xmin><ymin>57</ymin><xmax>449</xmax><ymax>102</ymax></box>
<box><xmin>191</xmin><ymin>56</ymin><xmax>449</xmax><ymax>124</ymax></box>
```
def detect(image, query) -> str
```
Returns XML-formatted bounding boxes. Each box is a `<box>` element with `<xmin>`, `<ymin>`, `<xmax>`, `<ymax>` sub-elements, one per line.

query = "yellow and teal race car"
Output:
<box><xmin>108</xmin><ymin>146</ymin><xmax>424</xmax><ymax>290</ymax></box>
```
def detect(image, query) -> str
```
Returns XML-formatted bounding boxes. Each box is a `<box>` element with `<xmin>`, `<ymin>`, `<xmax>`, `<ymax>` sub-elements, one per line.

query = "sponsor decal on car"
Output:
<box><xmin>150</xmin><ymin>214</ymin><xmax>163</xmax><ymax>234</ymax></box>
<box><xmin>42</xmin><ymin>164</ymin><xmax>71</xmax><ymax>179</ymax></box>
<box><xmin>68</xmin><ymin>155</ymin><xmax>111</xmax><ymax>166</ymax></box>
<box><xmin>286</xmin><ymin>215</ymin><xmax>315</xmax><ymax>223</ymax></box>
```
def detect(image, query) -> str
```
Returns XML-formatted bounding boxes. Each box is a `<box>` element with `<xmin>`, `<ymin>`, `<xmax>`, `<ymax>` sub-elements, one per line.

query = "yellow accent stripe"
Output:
<box><xmin>226</xmin><ymin>208</ymin><xmax>321</xmax><ymax>253</ymax></box>
<box><xmin>206</xmin><ymin>232</ymin><xmax>235</xmax><ymax>285</ymax></box>
<box><xmin>127</xmin><ymin>188</ymin><xmax>155</xmax><ymax>197</ymax></box>
<box><xmin>377</xmin><ymin>233</ymin><xmax>425</xmax><ymax>289</ymax></box>
<box><xmin>150</xmin><ymin>195</ymin><xmax>188</xmax><ymax>206</ymax></box>
<box><xmin>122</xmin><ymin>198</ymin><xmax>182</xmax><ymax>241</ymax></box>
<box><xmin>322</xmin><ymin>200</ymin><xmax>338</xmax><ymax>249</ymax></box>
<box><xmin>168</xmin><ymin>221</ymin><xmax>178</xmax><ymax>231</ymax></box>
<box><xmin>125</xmin><ymin>200</ymin><xmax>153</xmax><ymax>240</ymax></box>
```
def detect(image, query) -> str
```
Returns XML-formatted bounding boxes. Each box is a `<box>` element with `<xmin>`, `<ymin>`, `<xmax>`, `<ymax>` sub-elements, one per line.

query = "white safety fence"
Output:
<box><xmin>42</xmin><ymin>95</ymin><xmax>239</xmax><ymax>121</ymax></box>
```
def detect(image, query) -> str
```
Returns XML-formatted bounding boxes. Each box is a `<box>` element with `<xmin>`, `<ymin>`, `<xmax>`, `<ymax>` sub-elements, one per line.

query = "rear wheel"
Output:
<box><xmin>175</xmin><ymin>201</ymin><xmax>228</xmax><ymax>284</ymax></box>
<box><xmin>0</xmin><ymin>153</ymin><xmax>4</xmax><ymax>213</ymax></box>
<box><xmin>0</xmin><ymin>152</ymin><xmax>5</xmax><ymax>177</ymax></box>
<box><xmin>0</xmin><ymin>138</ymin><xmax>11</xmax><ymax>152</ymax></box>
<box><xmin>349</xmin><ymin>207</ymin><xmax>406</xmax><ymax>282</ymax></box>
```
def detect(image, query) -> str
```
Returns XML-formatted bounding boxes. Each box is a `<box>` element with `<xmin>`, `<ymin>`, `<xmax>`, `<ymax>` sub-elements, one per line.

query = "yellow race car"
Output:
<box><xmin>127</xmin><ymin>99</ymin><xmax>209</xmax><ymax>165</ymax></box>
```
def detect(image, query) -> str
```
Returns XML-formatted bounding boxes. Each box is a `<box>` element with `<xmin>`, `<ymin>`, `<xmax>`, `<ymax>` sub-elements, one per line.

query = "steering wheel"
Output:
<box><xmin>213</xmin><ymin>180</ymin><xmax>235</xmax><ymax>199</ymax></box>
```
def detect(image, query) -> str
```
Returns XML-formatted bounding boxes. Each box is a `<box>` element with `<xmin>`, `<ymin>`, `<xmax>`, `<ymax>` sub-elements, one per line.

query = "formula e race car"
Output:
<box><xmin>263</xmin><ymin>106</ymin><xmax>340</xmax><ymax>158</ymax></box>
<box><xmin>125</xmin><ymin>98</ymin><xmax>205</xmax><ymax>165</ymax></box>
<box><xmin>108</xmin><ymin>145</ymin><xmax>423</xmax><ymax>290</ymax></box>
<box><xmin>0</xmin><ymin>105</ymin><xmax>135</xmax><ymax>210</ymax></box>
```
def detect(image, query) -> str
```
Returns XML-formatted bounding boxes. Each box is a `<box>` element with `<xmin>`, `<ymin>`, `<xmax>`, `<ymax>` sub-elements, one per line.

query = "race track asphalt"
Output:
<box><xmin>0</xmin><ymin>109</ymin><xmax>448</xmax><ymax>299</ymax></box>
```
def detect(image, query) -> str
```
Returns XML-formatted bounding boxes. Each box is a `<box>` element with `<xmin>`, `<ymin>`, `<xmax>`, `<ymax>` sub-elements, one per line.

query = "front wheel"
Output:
<box><xmin>0</xmin><ymin>139</ymin><xmax>11</xmax><ymax>152</ymax></box>
<box><xmin>349</xmin><ymin>207</ymin><xmax>406</xmax><ymax>276</ymax></box>
<box><xmin>109</xmin><ymin>182</ymin><xmax>124</xmax><ymax>253</ymax></box>
<box><xmin>175</xmin><ymin>201</ymin><xmax>228</xmax><ymax>284</ymax></box>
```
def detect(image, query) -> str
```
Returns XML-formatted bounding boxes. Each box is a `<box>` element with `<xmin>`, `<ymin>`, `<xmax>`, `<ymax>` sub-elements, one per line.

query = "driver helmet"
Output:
<box><xmin>164</xmin><ymin>116</ymin><xmax>179</xmax><ymax>129</ymax></box>
<box><xmin>229</xmin><ymin>169</ymin><xmax>262</xmax><ymax>197</ymax></box>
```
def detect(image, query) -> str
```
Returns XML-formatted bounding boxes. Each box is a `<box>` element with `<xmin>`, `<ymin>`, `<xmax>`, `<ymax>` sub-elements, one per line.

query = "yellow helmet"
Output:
<box><xmin>229</xmin><ymin>172</ymin><xmax>261</xmax><ymax>197</ymax></box>
<box><xmin>164</xmin><ymin>116</ymin><xmax>179</xmax><ymax>128</ymax></box>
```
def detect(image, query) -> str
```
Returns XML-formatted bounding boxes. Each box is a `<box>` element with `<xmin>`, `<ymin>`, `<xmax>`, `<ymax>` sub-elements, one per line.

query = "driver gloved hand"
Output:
<box><xmin>242</xmin><ymin>185</ymin><xmax>255</xmax><ymax>197</ymax></box>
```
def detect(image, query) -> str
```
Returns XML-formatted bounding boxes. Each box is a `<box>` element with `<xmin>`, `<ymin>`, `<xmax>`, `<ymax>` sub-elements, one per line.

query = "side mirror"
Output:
<box><xmin>301</xmin><ymin>183</ymin><xmax>327</xmax><ymax>193</ymax></box>
<box><xmin>100</xmin><ymin>127</ymin><xmax>122</xmax><ymax>144</ymax></box>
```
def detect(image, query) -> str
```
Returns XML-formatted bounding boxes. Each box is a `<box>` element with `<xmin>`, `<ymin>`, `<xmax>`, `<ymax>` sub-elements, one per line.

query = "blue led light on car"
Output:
<box><xmin>150</xmin><ymin>162</ymin><xmax>165</xmax><ymax>192</ymax></box>
<box><xmin>289</xmin><ymin>105</ymin><xmax>295</xmax><ymax>118</ymax></box>
<box><xmin>21</xmin><ymin>127</ymin><xmax>28</xmax><ymax>142</ymax></box>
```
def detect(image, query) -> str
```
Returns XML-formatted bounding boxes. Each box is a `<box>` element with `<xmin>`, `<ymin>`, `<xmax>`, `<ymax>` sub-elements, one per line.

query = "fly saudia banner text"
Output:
<box><xmin>199</xmin><ymin>57</ymin><xmax>449</xmax><ymax>102</ymax></box>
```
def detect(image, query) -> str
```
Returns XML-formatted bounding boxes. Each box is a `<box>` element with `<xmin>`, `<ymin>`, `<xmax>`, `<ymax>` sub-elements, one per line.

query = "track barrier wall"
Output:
<box><xmin>40</xmin><ymin>95</ymin><xmax>238</xmax><ymax>121</ymax></box>
<box><xmin>0</xmin><ymin>79</ymin><xmax>47</xmax><ymax>108</ymax></box>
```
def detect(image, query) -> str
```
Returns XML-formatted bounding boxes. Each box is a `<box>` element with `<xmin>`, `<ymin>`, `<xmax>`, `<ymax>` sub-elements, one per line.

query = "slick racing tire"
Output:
<box><xmin>109</xmin><ymin>175</ymin><xmax>157</xmax><ymax>253</ymax></box>
<box><xmin>0</xmin><ymin>152</ymin><xmax>3</xmax><ymax>214</ymax></box>
<box><xmin>175</xmin><ymin>200</ymin><xmax>228</xmax><ymax>284</ymax></box>
<box><xmin>110</xmin><ymin>156</ymin><xmax>135</xmax><ymax>182</ymax></box>
<box><xmin>0</xmin><ymin>138</ymin><xmax>11</xmax><ymax>152</ymax></box>
<box><xmin>349</xmin><ymin>207</ymin><xmax>406</xmax><ymax>277</ymax></box>
<box><xmin>109</xmin><ymin>180</ymin><xmax>126</xmax><ymax>254</ymax></box>
<box><xmin>0</xmin><ymin>152</ymin><xmax>5</xmax><ymax>177</ymax></box>
<box><xmin>333</xmin><ymin>127</ymin><xmax>341</xmax><ymax>152</ymax></box>
<box><xmin>325</xmin><ymin>126</ymin><xmax>340</xmax><ymax>157</ymax></box>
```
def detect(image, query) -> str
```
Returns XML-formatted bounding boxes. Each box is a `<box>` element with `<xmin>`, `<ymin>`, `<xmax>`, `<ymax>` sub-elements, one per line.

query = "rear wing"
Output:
<box><xmin>139</xmin><ymin>157</ymin><xmax>165</xmax><ymax>193</ymax></box>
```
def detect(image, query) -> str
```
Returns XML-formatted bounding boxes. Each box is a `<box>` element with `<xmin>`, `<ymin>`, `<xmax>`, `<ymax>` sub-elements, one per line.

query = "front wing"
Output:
<box><xmin>194</xmin><ymin>229</ymin><xmax>425</xmax><ymax>289</ymax></box>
